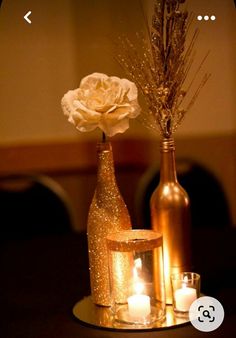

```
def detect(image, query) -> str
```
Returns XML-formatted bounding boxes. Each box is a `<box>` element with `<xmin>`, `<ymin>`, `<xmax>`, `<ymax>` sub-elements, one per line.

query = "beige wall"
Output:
<box><xmin>0</xmin><ymin>0</ymin><xmax>235</xmax><ymax>227</ymax></box>
<box><xmin>0</xmin><ymin>0</ymin><xmax>235</xmax><ymax>143</ymax></box>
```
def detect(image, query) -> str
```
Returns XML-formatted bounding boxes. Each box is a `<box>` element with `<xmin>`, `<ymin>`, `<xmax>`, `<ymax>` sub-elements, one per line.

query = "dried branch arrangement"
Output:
<box><xmin>116</xmin><ymin>0</ymin><xmax>210</xmax><ymax>138</ymax></box>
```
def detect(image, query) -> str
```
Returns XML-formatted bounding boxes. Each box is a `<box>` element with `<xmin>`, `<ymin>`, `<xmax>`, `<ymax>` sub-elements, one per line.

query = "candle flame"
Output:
<box><xmin>133</xmin><ymin>258</ymin><xmax>145</xmax><ymax>294</ymax></box>
<box><xmin>134</xmin><ymin>258</ymin><xmax>142</xmax><ymax>269</ymax></box>
<box><xmin>133</xmin><ymin>258</ymin><xmax>142</xmax><ymax>279</ymax></box>
<box><xmin>182</xmin><ymin>275</ymin><xmax>189</xmax><ymax>289</ymax></box>
<box><xmin>134</xmin><ymin>281</ymin><xmax>144</xmax><ymax>294</ymax></box>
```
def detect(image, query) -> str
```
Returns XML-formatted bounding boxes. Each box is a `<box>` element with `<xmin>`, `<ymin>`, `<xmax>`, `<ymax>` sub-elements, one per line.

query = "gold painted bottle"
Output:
<box><xmin>150</xmin><ymin>137</ymin><xmax>191</xmax><ymax>304</ymax></box>
<box><xmin>87</xmin><ymin>141</ymin><xmax>131</xmax><ymax>306</ymax></box>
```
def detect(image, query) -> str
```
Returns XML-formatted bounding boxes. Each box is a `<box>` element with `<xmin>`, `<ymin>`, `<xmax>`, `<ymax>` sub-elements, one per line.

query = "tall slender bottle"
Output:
<box><xmin>87</xmin><ymin>141</ymin><xmax>132</xmax><ymax>306</ymax></box>
<box><xmin>150</xmin><ymin>137</ymin><xmax>191</xmax><ymax>304</ymax></box>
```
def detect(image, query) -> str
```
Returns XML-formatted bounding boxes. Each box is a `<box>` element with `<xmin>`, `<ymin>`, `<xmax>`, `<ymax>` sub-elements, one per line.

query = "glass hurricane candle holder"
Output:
<box><xmin>107</xmin><ymin>230</ymin><xmax>166</xmax><ymax>326</ymax></box>
<box><xmin>171</xmin><ymin>272</ymin><xmax>200</xmax><ymax>316</ymax></box>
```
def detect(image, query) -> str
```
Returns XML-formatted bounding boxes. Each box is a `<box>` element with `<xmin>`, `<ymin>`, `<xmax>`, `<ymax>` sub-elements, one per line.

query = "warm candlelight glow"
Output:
<box><xmin>134</xmin><ymin>281</ymin><xmax>144</xmax><ymax>294</ymax></box>
<box><xmin>133</xmin><ymin>258</ymin><xmax>144</xmax><ymax>294</ymax></box>
<box><xmin>134</xmin><ymin>258</ymin><xmax>142</xmax><ymax>270</ymax></box>
<box><xmin>127</xmin><ymin>258</ymin><xmax>151</xmax><ymax>320</ymax></box>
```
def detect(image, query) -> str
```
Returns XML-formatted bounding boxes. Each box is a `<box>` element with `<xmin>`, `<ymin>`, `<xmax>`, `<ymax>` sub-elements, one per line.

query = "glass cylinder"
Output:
<box><xmin>150</xmin><ymin>137</ymin><xmax>191</xmax><ymax>304</ymax></box>
<box><xmin>107</xmin><ymin>230</ymin><xmax>166</xmax><ymax>326</ymax></box>
<box><xmin>171</xmin><ymin>272</ymin><xmax>200</xmax><ymax>315</ymax></box>
<box><xmin>87</xmin><ymin>141</ymin><xmax>131</xmax><ymax>306</ymax></box>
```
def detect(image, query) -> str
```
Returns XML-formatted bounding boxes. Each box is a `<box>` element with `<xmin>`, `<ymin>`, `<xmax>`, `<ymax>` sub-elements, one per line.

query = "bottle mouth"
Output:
<box><xmin>160</xmin><ymin>137</ymin><xmax>175</xmax><ymax>152</ymax></box>
<box><xmin>96</xmin><ymin>141</ymin><xmax>112</xmax><ymax>152</ymax></box>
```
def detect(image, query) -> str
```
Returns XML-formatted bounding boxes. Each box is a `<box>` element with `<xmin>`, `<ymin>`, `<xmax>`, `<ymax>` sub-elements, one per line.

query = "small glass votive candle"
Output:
<box><xmin>171</xmin><ymin>272</ymin><xmax>200</xmax><ymax>315</ymax></box>
<box><xmin>106</xmin><ymin>230</ymin><xmax>166</xmax><ymax>326</ymax></box>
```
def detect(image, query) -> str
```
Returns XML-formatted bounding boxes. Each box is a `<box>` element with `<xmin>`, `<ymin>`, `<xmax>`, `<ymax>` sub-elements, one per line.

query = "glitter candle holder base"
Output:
<box><xmin>107</xmin><ymin>230</ymin><xmax>166</xmax><ymax>326</ymax></box>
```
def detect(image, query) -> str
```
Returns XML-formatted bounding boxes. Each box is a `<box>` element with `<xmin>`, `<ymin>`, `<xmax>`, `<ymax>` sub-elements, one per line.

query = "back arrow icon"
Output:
<box><xmin>24</xmin><ymin>11</ymin><xmax>32</xmax><ymax>24</ymax></box>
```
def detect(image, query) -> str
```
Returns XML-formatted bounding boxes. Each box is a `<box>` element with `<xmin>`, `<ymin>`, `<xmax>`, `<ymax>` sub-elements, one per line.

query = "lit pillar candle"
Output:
<box><xmin>127</xmin><ymin>258</ymin><xmax>151</xmax><ymax>320</ymax></box>
<box><xmin>128</xmin><ymin>294</ymin><xmax>151</xmax><ymax>319</ymax></box>
<box><xmin>174</xmin><ymin>284</ymin><xmax>197</xmax><ymax>312</ymax></box>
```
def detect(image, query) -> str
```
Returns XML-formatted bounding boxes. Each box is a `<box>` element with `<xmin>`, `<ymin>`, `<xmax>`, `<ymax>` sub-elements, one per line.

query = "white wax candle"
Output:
<box><xmin>128</xmin><ymin>294</ymin><xmax>151</xmax><ymax>319</ymax></box>
<box><xmin>174</xmin><ymin>286</ymin><xmax>197</xmax><ymax>312</ymax></box>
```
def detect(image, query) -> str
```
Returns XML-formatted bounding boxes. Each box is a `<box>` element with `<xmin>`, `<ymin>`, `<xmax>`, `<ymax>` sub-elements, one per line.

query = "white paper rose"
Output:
<box><xmin>61</xmin><ymin>72</ymin><xmax>140</xmax><ymax>137</ymax></box>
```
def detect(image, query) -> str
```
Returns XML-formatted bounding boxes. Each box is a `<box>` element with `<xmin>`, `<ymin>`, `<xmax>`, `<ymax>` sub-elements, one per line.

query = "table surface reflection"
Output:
<box><xmin>73</xmin><ymin>296</ymin><xmax>191</xmax><ymax>331</ymax></box>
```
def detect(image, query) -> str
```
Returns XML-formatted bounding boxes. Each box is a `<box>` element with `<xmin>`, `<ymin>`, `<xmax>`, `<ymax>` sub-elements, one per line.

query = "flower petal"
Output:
<box><xmin>80</xmin><ymin>73</ymin><xmax>108</xmax><ymax>90</ymax></box>
<box><xmin>61</xmin><ymin>89</ymin><xmax>79</xmax><ymax>116</ymax></box>
<box><xmin>99</xmin><ymin>117</ymin><xmax>130</xmax><ymax>137</ymax></box>
<box><xmin>73</xmin><ymin>99</ymin><xmax>101</xmax><ymax>118</ymax></box>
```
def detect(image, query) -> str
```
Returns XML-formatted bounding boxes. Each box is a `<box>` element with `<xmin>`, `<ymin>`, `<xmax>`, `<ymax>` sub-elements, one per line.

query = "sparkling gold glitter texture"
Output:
<box><xmin>116</xmin><ymin>0</ymin><xmax>210</xmax><ymax>138</ymax></box>
<box><xmin>87</xmin><ymin>141</ymin><xmax>131</xmax><ymax>306</ymax></box>
<box><xmin>107</xmin><ymin>230</ymin><xmax>163</xmax><ymax>252</ymax></box>
<box><xmin>109</xmin><ymin>251</ymin><xmax>133</xmax><ymax>304</ymax></box>
<box><xmin>151</xmin><ymin>138</ymin><xmax>191</xmax><ymax>304</ymax></box>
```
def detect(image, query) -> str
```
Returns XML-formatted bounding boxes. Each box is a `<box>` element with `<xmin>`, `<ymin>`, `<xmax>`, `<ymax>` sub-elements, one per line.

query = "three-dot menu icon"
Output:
<box><xmin>197</xmin><ymin>15</ymin><xmax>216</xmax><ymax>21</ymax></box>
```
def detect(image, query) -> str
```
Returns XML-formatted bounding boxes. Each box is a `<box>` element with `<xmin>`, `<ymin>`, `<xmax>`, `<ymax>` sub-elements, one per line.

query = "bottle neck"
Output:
<box><xmin>159</xmin><ymin>137</ymin><xmax>177</xmax><ymax>182</ymax></box>
<box><xmin>96</xmin><ymin>141</ymin><xmax>116</xmax><ymax>190</ymax></box>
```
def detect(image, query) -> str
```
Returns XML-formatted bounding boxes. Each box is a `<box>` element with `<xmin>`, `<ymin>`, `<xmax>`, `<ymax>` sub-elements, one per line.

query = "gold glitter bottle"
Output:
<box><xmin>87</xmin><ymin>141</ymin><xmax>131</xmax><ymax>306</ymax></box>
<box><xmin>150</xmin><ymin>137</ymin><xmax>191</xmax><ymax>304</ymax></box>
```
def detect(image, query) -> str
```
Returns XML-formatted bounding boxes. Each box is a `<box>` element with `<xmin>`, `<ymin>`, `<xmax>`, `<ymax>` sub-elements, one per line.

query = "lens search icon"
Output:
<box><xmin>189</xmin><ymin>296</ymin><xmax>224</xmax><ymax>332</ymax></box>
<box><xmin>203</xmin><ymin>309</ymin><xmax>211</xmax><ymax>319</ymax></box>
<box><xmin>198</xmin><ymin>306</ymin><xmax>215</xmax><ymax>322</ymax></box>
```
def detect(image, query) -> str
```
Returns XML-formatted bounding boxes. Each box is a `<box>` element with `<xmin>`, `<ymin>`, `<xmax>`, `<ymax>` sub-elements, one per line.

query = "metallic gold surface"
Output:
<box><xmin>151</xmin><ymin>138</ymin><xmax>191</xmax><ymax>304</ymax></box>
<box><xmin>87</xmin><ymin>141</ymin><xmax>131</xmax><ymax>306</ymax></box>
<box><xmin>73</xmin><ymin>296</ymin><xmax>190</xmax><ymax>330</ymax></box>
